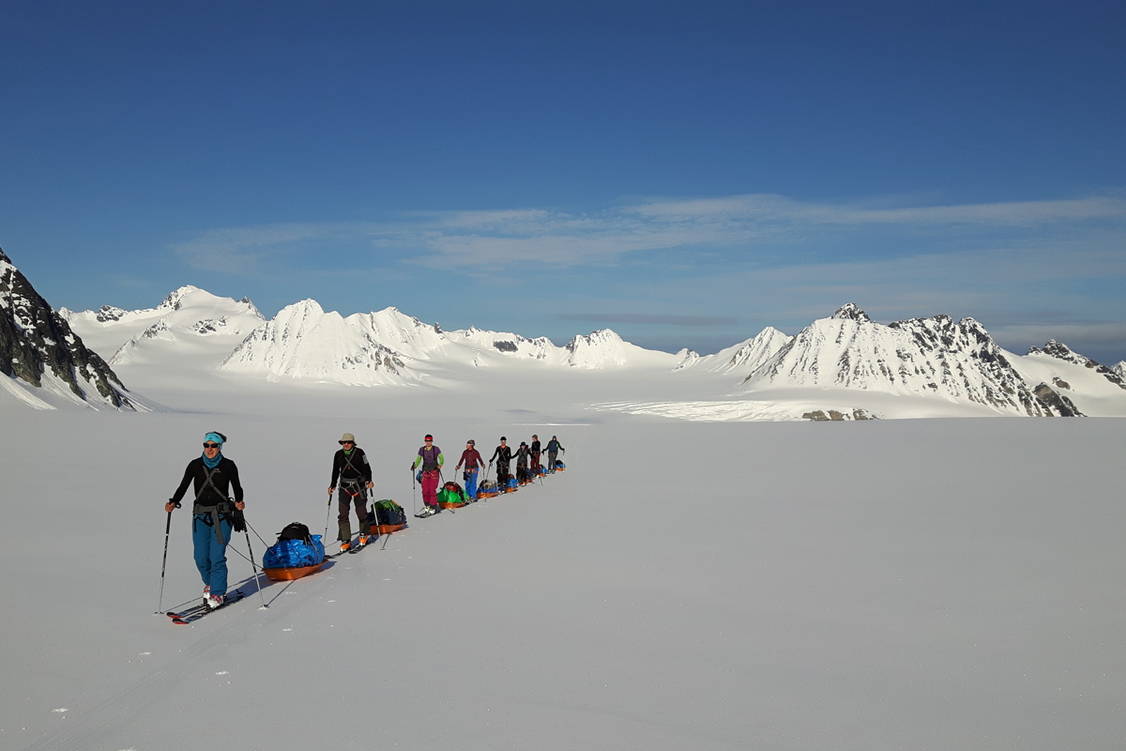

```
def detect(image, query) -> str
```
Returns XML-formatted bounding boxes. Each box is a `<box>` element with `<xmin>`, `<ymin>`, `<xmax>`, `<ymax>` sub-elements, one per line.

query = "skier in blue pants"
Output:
<box><xmin>166</xmin><ymin>431</ymin><xmax>246</xmax><ymax>609</ymax></box>
<box><xmin>456</xmin><ymin>439</ymin><xmax>485</xmax><ymax>500</ymax></box>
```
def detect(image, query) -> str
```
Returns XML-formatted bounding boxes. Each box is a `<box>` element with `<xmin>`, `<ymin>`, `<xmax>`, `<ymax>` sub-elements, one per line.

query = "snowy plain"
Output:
<box><xmin>3</xmin><ymin>359</ymin><xmax>1126</xmax><ymax>751</ymax></box>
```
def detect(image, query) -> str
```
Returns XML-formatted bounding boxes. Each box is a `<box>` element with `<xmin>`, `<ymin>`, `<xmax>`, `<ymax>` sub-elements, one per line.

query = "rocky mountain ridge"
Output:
<box><xmin>0</xmin><ymin>249</ymin><xmax>139</xmax><ymax>410</ymax></box>
<box><xmin>743</xmin><ymin>304</ymin><xmax>1081</xmax><ymax>417</ymax></box>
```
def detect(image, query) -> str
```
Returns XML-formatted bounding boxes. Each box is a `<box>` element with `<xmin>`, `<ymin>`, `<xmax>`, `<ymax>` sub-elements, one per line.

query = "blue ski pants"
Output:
<box><xmin>463</xmin><ymin>468</ymin><xmax>479</xmax><ymax>499</ymax></box>
<box><xmin>192</xmin><ymin>513</ymin><xmax>233</xmax><ymax>597</ymax></box>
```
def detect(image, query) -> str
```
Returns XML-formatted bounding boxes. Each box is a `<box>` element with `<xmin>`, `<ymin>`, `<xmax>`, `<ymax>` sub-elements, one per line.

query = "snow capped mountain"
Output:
<box><xmin>221</xmin><ymin>299</ymin><xmax>409</xmax><ymax>385</ymax></box>
<box><xmin>447</xmin><ymin>326</ymin><xmax>559</xmax><ymax>364</ymax></box>
<box><xmin>62</xmin><ymin>285</ymin><xmax>264</xmax><ymax>367</ymax></box>
<box><xmin>564</xmin><ymin>329</ymin><xmax>678</xmax><ymax>369</ymax></box>
<box><xmin>221</xmin><ymin>297</ymin><xmax>678</xmax><ymax>386</ymax></box>
<box><xmin>1114</xmin><ymin>361</ymin><xmax>1126</xmax><ymax>381</ymax></box>
<box><xmin>0</xmin><ymin>249</ymin><xmax>140</xmax><ymax>411</ymax></box>
<box><xmin>1025</xmin><ymin>339</ymin><xmax>1126</xmax><ymax>390</ymax></box>
<box><xmin>743</xmin><ymin>304</ymin><xmax>1076</xmax><ymax>416</ymax></box>
<box><xmin>676</xmin><ymin>327</ymin><xmax>792</xmax><ymax>376</ymax></box>
<box><xmin>673</xmin><ymin>348</ymin><xmax>700</xmax><ymax>370</ymax></box>
<box><xmin>350</xmin><ymin>307</ymin><xmax>447</xmax><ymax>360</ymax></box>
<box><xmin>1009</xmin><ymin>340</ymin><xmax>1126</xmax><ymax>417</ymax></box>
<box><xmin>49</xmin><ymin>282</ymin><xmax>1126</xmax><ymax>420</ymax></box>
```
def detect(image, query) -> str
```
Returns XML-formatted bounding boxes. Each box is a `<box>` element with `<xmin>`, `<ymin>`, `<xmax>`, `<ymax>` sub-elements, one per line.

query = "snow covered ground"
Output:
<box><xmin>3</xmin><ymin>377</ymin><xmax>1126</xmax><ymax>750</ymax></box>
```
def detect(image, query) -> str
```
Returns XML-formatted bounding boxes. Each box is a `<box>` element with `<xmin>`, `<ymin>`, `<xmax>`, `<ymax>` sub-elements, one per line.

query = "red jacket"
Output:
<box><xmin>456</xmin><ymin>448</ymin><xmax>484</xmax><ymax>470</ymax></box>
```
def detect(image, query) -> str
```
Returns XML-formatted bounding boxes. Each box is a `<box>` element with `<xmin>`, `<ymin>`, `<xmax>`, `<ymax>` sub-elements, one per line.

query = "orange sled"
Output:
<box><xmin>370</xmin><ymin>522</ymin><xmax>408</xmax><ymax>535</ymax></box>
<box><xmin>263</xmin><ymin>561</ymin><xmax>327</xmax><ymax>581</ymax></box>
<box><xmin>439</xmin><ymin>501</ymin><xmax>469</xmax><ymax>509</ymax></box>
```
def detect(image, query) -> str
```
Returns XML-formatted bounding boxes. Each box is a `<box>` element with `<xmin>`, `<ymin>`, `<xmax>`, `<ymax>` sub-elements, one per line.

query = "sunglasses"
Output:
<box><xmin>203</xmin><ymin>442</ymin><xmax>221</xmax><ymax>448</ymax></box>
<box><xmin>339</xmin><ymin>441</ymin><xmax>354</xmax><ymax>445</ymax></box>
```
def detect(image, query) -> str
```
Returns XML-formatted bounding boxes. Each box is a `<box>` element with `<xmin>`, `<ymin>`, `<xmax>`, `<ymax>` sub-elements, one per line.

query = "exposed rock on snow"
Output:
<box><xmin>802</xmin><ymin>408</ymin><xmax>877</xmax><ymax>421</ymax></box>
<box><xmin>1032</xmin><ymin>383</ymin><xmax>1082</xmax><ymax>417</ymax></box>
<box><xmin>221</xmin><ymin>299</ymin><xmax>408</xmax><ymax>385</ymax></box>
<box><xmin>744</xmin><ymin>305</ymin><xmax>1074</xmax><ymax>416</ymax></box>
<box><xmin>1027</xmin><ymin>339</ymin><xmax>1126</xmax><ymax>390</ymax></box>
<box><xmin>673</xmin><ymin>348</ymin><xmax>700</xmax><ymax>370</ymax></box>
<box><xmin>0</xmin><ymin>248</ymin><xmax>139</xmax><ymax>410</ymax></box>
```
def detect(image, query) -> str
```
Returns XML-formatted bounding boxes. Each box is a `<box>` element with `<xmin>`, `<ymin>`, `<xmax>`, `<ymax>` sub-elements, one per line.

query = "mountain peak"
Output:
<box><xmin>0</xmin><ymin>248</ymin><xmax>138</xmax><ymax>410</ymax></box>
<box><xmin>831</xmin><ymin>303</ymin><xmax>870</xmax><ymax>322</ymax></box>
<box><xmin>158</xmin><ymin>285</ymin><xmax>208</xmax><ymax>310</ymax></box>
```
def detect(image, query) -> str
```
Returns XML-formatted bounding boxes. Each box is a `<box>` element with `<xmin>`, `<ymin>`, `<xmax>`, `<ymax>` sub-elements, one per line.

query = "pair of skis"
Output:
<box><xmin>166</xmin><ymin>590</ymin><xmax>247</xmax><ymax>625</ymax></box>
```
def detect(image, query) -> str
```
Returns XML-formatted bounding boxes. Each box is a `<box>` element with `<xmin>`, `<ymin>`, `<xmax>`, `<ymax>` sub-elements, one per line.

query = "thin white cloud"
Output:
<box><xmin>172</xmin><ymin>191</ymin><xmax>1126</xmax><ymax>273</ymax></box>
<box><xmin>629</xmin><ymin>193</ymin><xmax>1126</xmax><ymax>226</ymax></box>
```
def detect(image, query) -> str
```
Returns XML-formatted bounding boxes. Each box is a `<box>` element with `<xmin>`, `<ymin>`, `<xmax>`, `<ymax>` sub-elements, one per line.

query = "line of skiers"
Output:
<box><xmin>409</xmin><ymin>433</ymin><xmax>565</xmax><ymax>520</ymax></box>
<box><xmin>162</xmin><ymin>430</ymin><xmax>564</xmax><ymax>609</ymax></box>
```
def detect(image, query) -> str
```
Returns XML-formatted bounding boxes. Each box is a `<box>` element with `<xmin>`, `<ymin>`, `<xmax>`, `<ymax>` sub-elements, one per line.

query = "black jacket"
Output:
<box><xmin>530</xmin><ymin>440</ymin><xmax>541</xmax><ymax>455</ymax></box>
<box><xmin>171</xmin><ymin>456</ymin><xmax>244</xmax><ymax>512</ymax></box>
<box><xmin>330</xmin><ymin>447</ymin><xmax>372</xmax><ymax>486</ymax></box>
<box><xmin>514</xmin><ymin>446</ymin><xmax>530</xmax><ymax>468</ymax></box>
<box><xmin>490</xmin><ymin>445</ymin><xmax>512</xmax><ymax>466</ymax></box>
<box><xmin>546</xmin><ymin>439</ymin><xmax>564</xmax><ymax>453</ymax></box>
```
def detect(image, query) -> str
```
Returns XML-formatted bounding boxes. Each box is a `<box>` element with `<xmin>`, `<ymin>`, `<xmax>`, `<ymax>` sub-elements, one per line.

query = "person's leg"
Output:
<box><xmin>465</xmin><ymin>469</ymin><xmax>478</xmax><ymax>499</ymax></box>
<box><xmin>422</xmin><ymin>471</ymin><xmax>439</xmax><ymax>507</ymax></box>
<box><xmin>355</xmin><ymin>489</ymin><xmax>369</xmax><ymax>536</ymax></box>
<box><xmin>207</xmin><ymin>517</ymin><xmax>232</xmax><ymax>597</ymax></box>
<box><xmin>337</xmin><ymin>490</ymin><xmax>352</xmax><ymax>541</ymax></box>
<box><xmin>192</xmin><ymin>515</ymin><xmax>211</xmax><ymax>586</ymax></box>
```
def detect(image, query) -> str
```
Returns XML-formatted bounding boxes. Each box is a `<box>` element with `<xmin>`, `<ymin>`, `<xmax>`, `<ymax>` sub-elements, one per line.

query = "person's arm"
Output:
<box><xmin>455</xmin><ymin>450</ymin><xmax>464</xmax><ymax>470</ymax></box>
<box><xmin>437</xmin><ymin>450</ymin><xmax>445</xmax><ymax>467</ymax></box>
<box><xmin>168</xmin><ymin>461</ymin><xmax>195</xmax><ymax>507</ymax></box>
<box><xmin>360</xmin><ymin>450</ymin><xmax>373</xmax><ymax>483</ymax></box>
<box><xmin>489</xmin><ymin>447</ymin><xmax>499</xmax><ymax>462</ymax></box>
<box><xmin>411</xmin><ymin>450</ymin><xmax>421</xmax><ymax>470</ymax></box>
<box><xmin>329</xmin><ymin>451</ymin><xmax>342</xmax><ymax>489</ymax></box>
<box><xmin>228</xmin><ymin>460</ymin><xmax>244</xmax><ymax>505</ymax></box>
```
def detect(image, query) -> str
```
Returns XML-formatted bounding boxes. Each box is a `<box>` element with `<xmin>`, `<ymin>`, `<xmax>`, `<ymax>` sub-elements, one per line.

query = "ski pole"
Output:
<box><xmin>411</xmin><ymin>469</ymin><xmax>417</xmax><ymax>517</ymax></box>
<box><xmin>323</xmin><ymin>489</ymin><xmax>333</xmax><ymax>543</ymax></box>
<box><xmin>241</xmin><ymin>516</ymin><xmax>266</xmax><ymax>608</ymax></box>
<box><xmin>155</xmin><ymin>506</ymin><xmax>173</xmax><ymax>613</ymax></box>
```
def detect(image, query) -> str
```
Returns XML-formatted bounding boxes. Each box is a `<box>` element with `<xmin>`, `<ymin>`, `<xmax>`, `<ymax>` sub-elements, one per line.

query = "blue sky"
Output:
<box><xmin>3</xmin><ymin>0</ymin><xmax>1125</xmax><ymax>361</ymax></box>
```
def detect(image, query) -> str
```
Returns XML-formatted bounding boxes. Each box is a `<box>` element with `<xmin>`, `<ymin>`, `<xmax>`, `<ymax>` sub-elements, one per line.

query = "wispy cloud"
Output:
<box><xmin>172</xmin><ymin>191</ymin><xmax>1126</xmax><ymax>274</ymax></box>
<box><xmin>628</xmin><ymin>193</ymin><xmax>1126</xmax><ymax>225</ymax></box>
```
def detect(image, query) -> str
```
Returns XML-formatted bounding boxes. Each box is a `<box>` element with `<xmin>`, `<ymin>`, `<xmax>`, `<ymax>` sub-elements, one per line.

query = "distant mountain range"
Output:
<box><xmin>3</xmin><ymin>247</ymin><xmax>1124</xmax><ymax>419</ymax></box>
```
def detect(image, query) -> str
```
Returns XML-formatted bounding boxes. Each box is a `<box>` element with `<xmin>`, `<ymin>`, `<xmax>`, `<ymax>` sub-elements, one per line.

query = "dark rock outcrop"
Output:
<box><xmin>1032</xmin><ymin>383</ymin><xmax>1082</xmax><ymax>417</ymax></box>
<box><xmin>1029</xmin><ymin>340</ymin><xmax>1126</xmax><ymax>390</ymax></box>
<box><xmin>0</xmin><ymin>248</ymin><xmax>138</xmax><ymax>409</ymax></box>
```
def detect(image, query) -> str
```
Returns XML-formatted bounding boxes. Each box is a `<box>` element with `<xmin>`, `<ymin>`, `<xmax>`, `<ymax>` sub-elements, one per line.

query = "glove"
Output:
<box><xmin>164</xmin><ymin>499</ymin><xmax>180</xmax><ymax>512</ymax></box>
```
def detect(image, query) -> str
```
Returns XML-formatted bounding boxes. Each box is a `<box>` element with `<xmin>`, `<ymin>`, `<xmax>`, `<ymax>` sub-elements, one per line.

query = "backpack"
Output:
<box><xmin>373</xmin><ymin>499</ymin><xmax>407</xmax><ymax>526</ymax></box>
<box><xmin>277</xmin><ymin>522</ymin><xmax>312</xmax><ymax>545</ymax></box>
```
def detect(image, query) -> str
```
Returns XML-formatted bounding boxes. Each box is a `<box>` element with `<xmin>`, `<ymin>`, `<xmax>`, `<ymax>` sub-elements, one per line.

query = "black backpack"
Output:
<box><xmin>277</xmin><ymin>522</ymin><xmax>313</xmax><ymax>545</ymax></box>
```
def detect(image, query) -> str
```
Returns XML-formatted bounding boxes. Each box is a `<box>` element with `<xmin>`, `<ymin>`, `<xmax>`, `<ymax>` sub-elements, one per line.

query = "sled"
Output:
<box><xmin>263</xmin><ymin>561</ymin><xmax>327</xmax><ymax>581</ymax></box>
<box><xmin>439</xmin><ymin>500</ymin><xmax>469</xmax><ymax>509</ymax></box>
<box><xmin>369</xmin><ymin>522</ymin><xmax>408</xmax><ymax>535</ymax></box>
